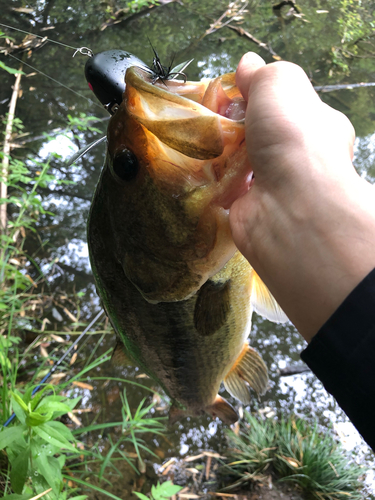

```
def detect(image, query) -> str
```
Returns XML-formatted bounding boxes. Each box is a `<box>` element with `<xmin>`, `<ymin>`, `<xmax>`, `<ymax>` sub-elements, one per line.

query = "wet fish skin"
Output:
<box><xmin>88</xmin><ymin>66</ymin><xmax>286</xmax><ymax>424</ymax></box>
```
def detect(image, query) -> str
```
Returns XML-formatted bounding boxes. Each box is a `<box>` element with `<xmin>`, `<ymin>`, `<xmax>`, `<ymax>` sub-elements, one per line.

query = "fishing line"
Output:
<box><xmin>6</xmin><ymin>53</ymin><xmax>103</xmax><ymax>109</ymax></box>
<box><xmin>0</xmin><ymin>22</ymin><xmax>78</xmax><ymax>51</ymax></box>
<box><xmin>3</xmin><ymin>309</ymin><xmax>105</xmax><ymax>427</ymax></box>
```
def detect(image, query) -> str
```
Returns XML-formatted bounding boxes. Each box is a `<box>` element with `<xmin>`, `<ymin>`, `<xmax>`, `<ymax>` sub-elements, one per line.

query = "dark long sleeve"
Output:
<box><xmin>301</xmin><ymin>268</ymin><xmax>375</xmax><ymax>450</ymax></box>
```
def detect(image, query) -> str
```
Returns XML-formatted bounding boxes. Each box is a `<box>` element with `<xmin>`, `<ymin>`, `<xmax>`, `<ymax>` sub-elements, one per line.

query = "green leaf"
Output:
<box><xmin>56</xmin><ymin>453</ymin><xmax>66</xmax><ymax>469</ymax></box>
<box><xmin>151</xmin><ymin>484</ymin><xmax>158</xmax><ymax>497</ymax></box>
<box><xmin>46</xmin><ymin>420</ymin><xmax>75</xmax><ymax>442</ymax></box>
<box><xmin>26</xmin><ymin>409</ymin><xmax>53</xmax><ymax>426</ymax></box>
<box><xmin>170</xmin><ymin>58</ymin><xmax>194</xmax><ymax>75</ymax></box>
<box><xmin>157</xmin><ymin>481</ymin><xmax>183</xmax><ymax>497</ymax></box>
<box><xmin>37</xmin><ymin>401</ymin><xmax>72</xmax><ymax>415</ymax></box>
<box><xmin>29</xmin><ymin>470</ymin><xmax>55</xmax><ymax>500</ymax></box>
<box><xmin>133</xmin><ymin>493</ymin><xmax>149</xmax><ymax>500</ymax></box>
<box><xmin>6</xmin><ymin>434</ymin><xmax>27</xmax><ymax>465</ymax></box>
<box><xmin>60</xmin><ymin>396</ymin><xmax>81</xmax><ymax>412</ymax></box>
<box><xmin>22</xmin><ymin>387</ymin><xmax>35</xmax><ymax>406</ymax></box>
<box><xmin>29</xmin><ymin>385</ymin><xmax>55</xmax><ymax>411</ymax></box>
<box><xmin>2</xmin><ymin>494</ymin><xmax>32</xmax><ymax>500</ymax></box>
<box><xmin>11</xmin><ymin>392</ymin><xmax>28</xmax><ymax>412</ymax></box>
<box><xmin>32</xmin><ymin>424</ymin><xmax>77</xmax><ymax>452</ymax></box>
<box><xmin>41</xmin><ymin>421</ymin><xmax>76</xmax><ymax>448</ymax></box>
<box><xmin>62</xmin><ymin>475</ymin><xmax>124</xmax><ymax>500</ymax></box>
<box><xmin>0</xmin><ymin>61</ymin><xmax>24</xmax><ymax>75</ymax></box>
<box><xmin>0</xmin><ymin>427</ymin><xmax>23</xmax><ymax>451</ymax></box>
<box><xmin>34</xmin><ymin>452</ymin><xmax>62</xmax><ymax>496</ymax></box>
<box><xmin>10</xmin><ymin>447</ymin><xmax>29</xmax><ymax>494</ymax></box>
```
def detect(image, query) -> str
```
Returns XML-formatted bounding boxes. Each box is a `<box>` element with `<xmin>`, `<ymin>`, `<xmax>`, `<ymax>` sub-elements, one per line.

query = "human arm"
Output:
<box><xmin>229</xmin><ymin>52</ymin><xmax>375</xmax><ymax>343</ymax></box>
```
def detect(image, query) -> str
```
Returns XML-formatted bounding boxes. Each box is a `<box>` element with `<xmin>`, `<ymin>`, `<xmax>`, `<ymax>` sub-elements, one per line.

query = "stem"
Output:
<box><xmin>1</xmin><ymin>65</ymin><xmax>23</xmax><ymax>233</ymax></box>
<box><xmin>29</xmin><ymin>427</ymin><xmax>33</xmax><ymax>469</ymax></box>
<box><xmin>1</xmin><ymin>271</ymin><xmax>18</xmax><ymax>419</ymax></box>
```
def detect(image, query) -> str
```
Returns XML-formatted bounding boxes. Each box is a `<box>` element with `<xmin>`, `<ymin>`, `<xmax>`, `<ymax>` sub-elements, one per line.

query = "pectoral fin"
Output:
<box><xmin>111</xmin><ymin>341</ymin><xmax>135</xmax><ymax>367</ymax></box>
<box><xmin>224</xmin><ymin>343</ymin><xmax>268</xmax><ymax>404</ymax></box>
<box><xmin>206</xmin><ymin>395</ymin><xmax>239</xmax><ymax>425</ymax></box>
<box><xmin>194</xmin><ymin>279</ymin><xmax>231</xmax><ymax>336</ymax></box>
<box><xmin>250</xmin><ymin>270</ymin><xmax>288</xmax><ymax>323</ymax></box>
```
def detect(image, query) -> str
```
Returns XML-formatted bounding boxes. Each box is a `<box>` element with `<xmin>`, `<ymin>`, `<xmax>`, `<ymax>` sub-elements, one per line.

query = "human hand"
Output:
<box><xmin>229</xmin><ymin>52</ymin><xmax>375</xmax><ymax>341</ymax></box>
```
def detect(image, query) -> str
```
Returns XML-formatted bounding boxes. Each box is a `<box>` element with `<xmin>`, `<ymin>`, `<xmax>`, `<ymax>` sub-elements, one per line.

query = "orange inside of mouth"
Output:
<box><xmin>152</xmin><ymin>73</ymin><xmax>247</xmax><ymax>121</ymax></box>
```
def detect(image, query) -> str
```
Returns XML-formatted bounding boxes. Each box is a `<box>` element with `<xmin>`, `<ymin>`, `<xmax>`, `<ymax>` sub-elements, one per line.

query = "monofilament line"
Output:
<box><xmin>0</xmin><ymin>22</ymin><xmax>78</xmax><ymax>51</ymax></box>
<box><xmin>6</xmin><ymin>53</ymin><xmax>103</xmax><ymax>109</ymax></box>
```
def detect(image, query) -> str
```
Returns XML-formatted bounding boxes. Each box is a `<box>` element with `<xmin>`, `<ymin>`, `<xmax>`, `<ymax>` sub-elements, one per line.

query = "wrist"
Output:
<box><xmin>281</xmin><ymin>175</ymin><xmax>375</xmax><ymax>341</ymax></box>
<box><xmin>231</xmin><ymin>171</ymin><xmax>375</xmax><ymax>343</ymax></box>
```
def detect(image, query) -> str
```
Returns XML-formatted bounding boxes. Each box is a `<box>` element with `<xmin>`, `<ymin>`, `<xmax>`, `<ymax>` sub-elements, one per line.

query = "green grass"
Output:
<box><xmin>222</xmin><ymin>412</ymin><xmax>364</xmax><ymax>500</ymax></box>
<box><xmin>0</xmin><ymin>105</ymin><xmax>169</xmax><ymax>499</ymax></box>
<box><xmin>0</xmin><ymin>336</ymin><xmax>168</xmax><ymax>499</ymax></box>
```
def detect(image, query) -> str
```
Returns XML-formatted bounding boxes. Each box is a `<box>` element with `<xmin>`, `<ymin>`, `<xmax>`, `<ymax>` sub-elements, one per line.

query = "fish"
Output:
<box><xmin>87</xmin><ymin>64</ymin><xmax>287</xmax><ymax>425</ymax></box>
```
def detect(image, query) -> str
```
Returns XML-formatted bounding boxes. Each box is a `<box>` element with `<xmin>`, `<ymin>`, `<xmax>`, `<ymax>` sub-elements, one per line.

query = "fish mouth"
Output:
<box><xmin>120</xmin><ymin>66</ymin><xmax>252</xmax><ymax>203</ymax></box>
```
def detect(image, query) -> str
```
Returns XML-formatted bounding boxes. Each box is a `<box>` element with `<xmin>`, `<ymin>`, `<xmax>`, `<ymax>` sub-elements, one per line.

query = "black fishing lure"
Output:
<box><xmin>84</xmin><ymin>47</ymin><xmax>193</xmax><ymax>114</ymax></box>
<box><xmin>84</xmin><ymin>49</ymin><xmax>147</xmax><ymax>115</ymax></box>
<box><xmin>141</xmin><ymin>42</ymin><xmax>193</xmax><ymax>85</ymax></box>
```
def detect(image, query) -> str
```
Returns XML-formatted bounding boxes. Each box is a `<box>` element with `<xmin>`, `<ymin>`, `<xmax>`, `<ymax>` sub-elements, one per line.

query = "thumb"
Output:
<box><xmin>235</xmin><ymin>52</ymin><xmax>266</xmax><ymax>101</ymax></box>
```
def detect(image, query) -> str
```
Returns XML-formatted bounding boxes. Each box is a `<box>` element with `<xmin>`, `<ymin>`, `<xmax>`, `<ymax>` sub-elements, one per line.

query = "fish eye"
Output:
<box><xmin>112</xmin><ymin>149</ymin><xmax>139</xmax><ymax>182</ymax></box>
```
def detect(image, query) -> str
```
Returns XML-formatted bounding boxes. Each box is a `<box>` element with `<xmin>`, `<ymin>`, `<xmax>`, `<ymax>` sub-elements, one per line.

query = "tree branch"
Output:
<box><xmin>226</xmin><ymin>24</ymin><xmax>282</xmax><ymax>60</ymax></box>
<box><xmin>37</xmin><ymin>186</ymin><xmax>92</xmax><ymax>202</ymax></box>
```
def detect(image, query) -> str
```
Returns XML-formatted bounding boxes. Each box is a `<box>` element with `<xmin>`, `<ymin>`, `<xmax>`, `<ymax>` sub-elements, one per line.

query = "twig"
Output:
<box><xmin>29</xmin><ymin>488</ymin><xmax>53</xmax><ymax>500</ymax></box>
<box><xmin>205</xmin><ymin>0</ymin><xmax>249</xmax><ymax>36</ymax></box>
<box><xmin>226</xmin><ymin>24</ymin><xmax>282</xmax><ymax>59</ymax></box>
<box><xmin>350</xmin><ymin>30</ymin><xmax>375</xmax><ymax>47</ymax></box>
<box><xmin>201</xmin><ymin>0</ymin><xmax>282</xmax><ymax>60</ymax></box>
<box><xmin>341</xmin><ymin>49</ymin><xmax>375</xmax><ymax>59</ymax></box>
<box><xmin>278</xmin><ymin>364</ymin><xmax>310</xmax><ymax>376</ymax></box>
<box><xmin>314</xmin><ymin>82</ymin><xmax>375</xmax><ymax>92</ymax></box>
<box><xmin>1</xmin><ymin>65</ymin><xmax>23</xmax><ymax>233</ymax></box>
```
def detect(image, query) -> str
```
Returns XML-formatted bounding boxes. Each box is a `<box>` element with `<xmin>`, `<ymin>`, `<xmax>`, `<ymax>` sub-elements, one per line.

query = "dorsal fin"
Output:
<box><xmin>250</xmin><ymin>270</ymin><xmax>288</xmax><ymax>323</ymax></box>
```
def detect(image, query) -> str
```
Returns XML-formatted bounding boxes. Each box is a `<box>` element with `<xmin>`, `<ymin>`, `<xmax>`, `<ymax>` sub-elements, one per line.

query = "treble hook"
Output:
<box><xmin>73</xmin><ymin>46</ymin><xmax>94</xmax><ymax>58</ymax></box>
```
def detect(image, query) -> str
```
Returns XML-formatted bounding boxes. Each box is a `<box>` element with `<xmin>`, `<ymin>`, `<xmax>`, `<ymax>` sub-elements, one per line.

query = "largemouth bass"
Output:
<box><xmin>87</xmin><ymin>64</ymin><xmax>286</xmax><ymax>424</ymax></box>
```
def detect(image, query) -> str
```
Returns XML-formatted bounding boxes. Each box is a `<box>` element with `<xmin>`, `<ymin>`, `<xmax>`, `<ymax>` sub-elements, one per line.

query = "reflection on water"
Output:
<box><xmin>2</xmin><ymin>0</ymin><xmax>375</xmax><ymax>496</ymax></box>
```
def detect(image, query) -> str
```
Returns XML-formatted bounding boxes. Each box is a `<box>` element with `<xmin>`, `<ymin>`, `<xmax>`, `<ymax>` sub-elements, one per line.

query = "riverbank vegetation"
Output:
<box><xmin>1</xmin><ymin>0</ymin><xmax>375</xmax><ymax>498</ymax></box>
<box><xmin>221</xmin><ymin>412</ymin><xmax>364</xmax><ymax>500</ymax></box>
